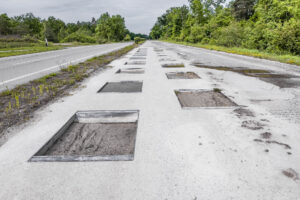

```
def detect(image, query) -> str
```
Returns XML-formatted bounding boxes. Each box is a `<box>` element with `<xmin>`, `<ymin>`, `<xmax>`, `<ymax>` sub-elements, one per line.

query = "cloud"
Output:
<box><xmin>0</xmin><ymin>0</ymin><xmax>189</xmax><ymax>34</ymax></box>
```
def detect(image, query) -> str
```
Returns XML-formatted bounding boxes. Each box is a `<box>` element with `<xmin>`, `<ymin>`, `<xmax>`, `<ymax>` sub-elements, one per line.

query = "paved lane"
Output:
<box><xmin>0</xmin><ymin>42</ymin><xmax>132</xmax><ymax>91</ymax></box>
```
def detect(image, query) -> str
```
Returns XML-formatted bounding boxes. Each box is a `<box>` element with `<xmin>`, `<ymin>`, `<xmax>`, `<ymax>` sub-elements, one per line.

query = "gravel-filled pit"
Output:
<box><xmin>162</xmin><ymin>63</ymin><xmax>185</xmax><ymax>68</ymax></box>
<box><xmin>166</xmin><ymin>72</ymin><xmax>200</xmax><ymax>79</ymax></box>
<box><xmin>175</xmin><ymin>89</ymin><xmax>237</xmax><ymax>108</ymax></box>
<box><xmin>29</xmin><ymin>110</ymin><xmax>139</xmax><ymax>162</ymax></box>
<box><xmin>98</xmin><ymin>81</ymin><xmax>143</xmax><ymax>93</ymax></box>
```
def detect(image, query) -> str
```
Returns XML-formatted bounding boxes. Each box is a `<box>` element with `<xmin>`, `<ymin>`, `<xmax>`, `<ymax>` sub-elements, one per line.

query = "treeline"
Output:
<box><xmin>150</xmin><ymin>0</ymin><xmax>300</xmax><ymax>55</ymax></box>
<box><xmin>0</xmin><ymin>12</ymin><xmax>147</xmax><ymax>43</ymax></box>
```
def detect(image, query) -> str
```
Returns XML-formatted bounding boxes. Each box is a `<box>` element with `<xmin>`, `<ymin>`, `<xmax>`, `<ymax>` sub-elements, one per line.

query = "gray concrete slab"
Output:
<box><xmin>0</xmin><ymin>41</ymin><xmax>299</xmax><ymax>199</ymax></box>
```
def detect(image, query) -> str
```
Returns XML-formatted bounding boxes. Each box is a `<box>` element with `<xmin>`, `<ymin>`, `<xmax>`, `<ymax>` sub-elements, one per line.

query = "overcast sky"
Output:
<box><xmin>0</xmin><ymin>0</ymin><xmax>190</xmax><ymax>34</ymax></box>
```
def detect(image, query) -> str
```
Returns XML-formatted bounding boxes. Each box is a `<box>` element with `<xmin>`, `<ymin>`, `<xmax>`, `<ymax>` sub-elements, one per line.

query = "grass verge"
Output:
<box><xmin>0</xmin><ymin>46</ymin><xmax>64</xmax><ymax>57</ymax></box>
<box><xmin>0</xmin><ymin>43</ymin><xmax>138</xmax><ymax>136</ymax></box>
<box><xmin>162</xmin><ymin>40</ymin><xmax>300</xmax><ymax>66</ymax></box>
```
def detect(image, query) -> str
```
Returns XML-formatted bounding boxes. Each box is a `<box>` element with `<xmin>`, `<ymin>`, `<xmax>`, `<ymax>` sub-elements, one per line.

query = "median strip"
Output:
<box><xmin>0</xmin><ymin>44</ymin><xmax>138</xmax><ymax>138</ymax></box>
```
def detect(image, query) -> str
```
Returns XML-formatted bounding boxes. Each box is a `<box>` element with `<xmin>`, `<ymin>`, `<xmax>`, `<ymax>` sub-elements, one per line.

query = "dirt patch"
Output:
<box><xmin>259</xmin><ymin>78</ymin><xmax>300</xmax><ymax>88</ymax></box>
<box><xmin>193</xmin><ymin>63</ymin><xmax>300</xmax><ymax>88</ymax></box>
<box><xmin>175</xmin><ymin>90</ymin><xmax>237</xmax><ymax>108</ymax></box>
<box><xmin>162</xmin><ymin>63</ymin><xmax>185</xmax><ymax>68</ymax></box>
<box><xmin>254</xmin><ymin>139</ymin><xmax>291</xmax><ymax>149</ymax></box>
<box><xmin>125</xmin><ymin>61</ymin><xmax>146</xmax><ymax>65</ymax></box>
<box><xmin>45</xmin><ymin>123</ymin><xmax>137</xmax><ymax>156</ymax></box>
<box><xmin>242</xmin><ymin>120</ymin><xmax>265</xmax><ymax>130</ymax></box>
<box><xmin>282</xmin><ymin>169</ymin><xmax>299</xmax><ymax>180</ymax></box>
<box><xmin>98</xmin><ymin>81</ymin><xmax>143</xmax><ymax>93</ymax></box>
<box><xmin>30</xmin><ymin>110</ymin><xmax>139</xmax><ymax>162</ymax></box>
<box><xmin>166</xmin><ymin>72</ymin><xmax>200</xmax><ymax>79</ymax></box>
<box><xmin>266</xmin><ymin>140</ymin><xmax>291</xmax><ymax>149</ymax></box>
<box><xmin>0</xmin><ymin>44</ymin><xmax>138</xmax><ymax>140</ymax></box>
<box><xmin>116</xmin><ymin>68</ymin><xmax>144</xmax><ymax>74</ymax></box>
<box><xmin>261</xmin><ymin>132</ymin><xmax>272</xmax><ymax>139</ymax></box>
<box><xmin>234</xmin><ymin>108</ymin><xmax>255</xmax><ymax>118</ymax></box>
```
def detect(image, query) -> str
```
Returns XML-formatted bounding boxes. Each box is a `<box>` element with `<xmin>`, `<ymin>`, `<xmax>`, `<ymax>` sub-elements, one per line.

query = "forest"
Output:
<box><xmin>150</xmin><ymin>0</ymin><xmax>300</xmax><ymax>55</ymax></box>
<box><xmin>0</xmin><ymin>12</ymin><xmax>148</xmax><ymax>44</ymax></box>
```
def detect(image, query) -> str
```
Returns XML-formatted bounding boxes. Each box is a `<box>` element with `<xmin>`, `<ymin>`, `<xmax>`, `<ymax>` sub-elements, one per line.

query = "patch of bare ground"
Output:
<box><xmin>0</xmin><ymin>44</ymin><xmax>138</xmax><ymax>142</ymax></box>
<box><xmin>254</xmin><ymin>139</ymin><xmax>291</xmax><ymax>149</ymax></box>
<box><xmin>260</xmin><ymin>132</ymin><xmax>272</xmax><ymax>139</ymax></box>
<box><xmin>234</xmin><ymin>108</ymin><xmax>255</xmax><ymax>118</ymax></box>
<box><xmin>193</xmin><ymin>63</ymin><xmax>300</xmax><ymax>88</ymax></box>
<box><xmin>241</xmin><ymin>120</ymin><xmax>265</xmax><ymax>130</ymax></box>
<box><xmin>175</xmin><ymin>90</ymin><xmax>237</xmax><ymax>108</ymax></box>
<box><xmin>282</xmin><ymin>169</ymin><xmax>299</xmax><ymax>180</ymax></box>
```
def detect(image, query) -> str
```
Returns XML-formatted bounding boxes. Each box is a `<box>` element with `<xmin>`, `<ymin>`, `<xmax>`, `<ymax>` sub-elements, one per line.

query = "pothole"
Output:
<box><xmin>175</xmin><ymin>89</ymin><xmax>237</xmax><ymax>108</ymax></box>
<box><xmin>162</xmin><ymin>63</ymin><xmax>185</xmax><ymax>68</ymax></box>
<box><xmin>166</xmin><ymin>72</ymin><xmax>200</xmax><ymax>79</ymax></box>
<box><xmin>116</xmin><ymin>68</ymin><xmax>144</xmax><ymax>74</ymax></box>
<box><xmin>29</xmin><ymin>110</ymin><xmax>139</xmax><ymax>162</ymax></box>
<box><xmin>98</xmin><ymin>81</ymin><xmax>143</xmax><ymax>93</ymax></box>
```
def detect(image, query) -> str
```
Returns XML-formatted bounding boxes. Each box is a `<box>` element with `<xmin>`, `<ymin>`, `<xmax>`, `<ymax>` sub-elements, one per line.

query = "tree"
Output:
<box><xmin>96</xmin><ymin>13</ymin><xmax>127</xmax><ymax>42</ymax></box>
<box><xmin>0</xmin><ymin>14</ymin><xmax>12</xmax><ymax>35</ymax></box>
<box><xmin>232</xmin><ymin>0</ymin><xmax>257</xmax><ymax>20</ymax></box>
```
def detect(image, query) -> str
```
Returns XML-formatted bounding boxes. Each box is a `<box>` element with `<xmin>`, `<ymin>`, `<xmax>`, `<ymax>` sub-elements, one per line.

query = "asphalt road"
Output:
<box><xmin>0</xmin><ymin>42</ymin><xmax>132</xmax><ymax>91</ymax></box>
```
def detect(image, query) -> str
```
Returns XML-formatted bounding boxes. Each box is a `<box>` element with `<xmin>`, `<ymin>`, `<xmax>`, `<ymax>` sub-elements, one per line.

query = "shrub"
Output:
<box><xmin>62</xmin><ymin>32</ymin><xmax>96</xmax><ymax>43</ymax></box>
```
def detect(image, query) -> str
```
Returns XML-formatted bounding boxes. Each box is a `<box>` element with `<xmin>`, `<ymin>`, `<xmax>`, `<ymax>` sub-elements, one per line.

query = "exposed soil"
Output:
<box><xmin>242</xmin><ymin>120</ymin><xmax>265</xmax><ymax>130</ymax></box>
<box><xmin>282</xmin><ymin>169</ymin><xmax>299</xmax><ymax>180</ymax></box>
<box><xmin>234</xmin><ymin>108</ymin><xmax>255</xmax><ymax>118</ymax></box>
<box><xmin>166</xmin><ymin>72</ymin><xmax>200</xmax><ymax>79</ymax></box>
<box><xmin>43</xmin><ymin>122</ymin><xmax>137</xmax><ymax>156</ymax></box>
<box><xmin>254</xmin><ymin>139</ymin><xmax>291</xmax><ymax>149</ymax></box>
<box><xmin>0</xmin><ymin>44</ymin><xmax>138</xmax><ymax>141</ymax></box>
<box><xmin>193</xmin><ymin>63</ymin><xmax>300</xmax><ymax>88</ymax></box>
<box><xmin>176</xmin><ymin>90</ymin><xmax>237</xmax><ymax>108</ymax></box>
<box><xmin>116</xmin><ymin>68</ymin><xmax>144</xmax><ymax>74</ymax></box>
<box><xmin>98</xmin><ymin>81</ymin><xmax>143</xmax><ymax>93</ymax></box>
<box><xmin>162</xmin><ymin>63</ymin><xmax>185</xmax><ymax>68</ymax></box>
<box><xmin>261</xmin><ymin>132</ymin><xmax>272</xmax><ymax>139</ymax></box>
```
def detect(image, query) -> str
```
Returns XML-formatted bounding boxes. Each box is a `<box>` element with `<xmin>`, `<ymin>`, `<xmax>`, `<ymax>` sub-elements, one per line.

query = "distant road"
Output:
<box><xmin>0</xmin><ymin>42</ymin><xmax>132</xmax><ymax>91</ymax></box>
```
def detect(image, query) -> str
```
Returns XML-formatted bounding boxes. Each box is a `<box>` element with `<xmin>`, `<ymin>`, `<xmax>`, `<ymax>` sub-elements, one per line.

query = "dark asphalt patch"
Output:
<box><xmin>98</xmin><ymin>81</ymin><xmax>143</xmax><ymax>93</ymax></box>
<box><xmin>166</xmin><ymin>72</ymin><xmax>200</xmax><ymax>79</ymax></box>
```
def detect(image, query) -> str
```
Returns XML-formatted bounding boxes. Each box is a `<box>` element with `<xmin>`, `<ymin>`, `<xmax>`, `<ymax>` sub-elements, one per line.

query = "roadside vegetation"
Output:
<box><xmin>150</xmin><ymin>0</ymin><xmax>300</xmax><ymax>65</ymax></box>
<box><xmin>0</xmin><ymin>12</ymin><xmax>149</xmax><ymax>57</ymax></box>
<box><xmin>0</xmin><ymin>43</ymin><xmax>139</xmax><ymax>135</ymax></box>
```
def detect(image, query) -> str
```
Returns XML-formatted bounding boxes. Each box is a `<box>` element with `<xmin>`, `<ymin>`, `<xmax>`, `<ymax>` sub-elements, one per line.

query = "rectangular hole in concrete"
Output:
<box><xmin>175</xmin><ymin>89</ymin><xmax>237</xmax><ymax>108</ymax></box>
<box><xmin>162</xmin><ymin>63</ymin><xmax>185</xmax><ymax>68</ymax></box>
<box><xmin>130</xmin><ymin>57</ymin><xmax>146</xmax><ymax>60</ymax></box>
<box><xmin>116</xmin><ymin>68</ymin><xmax>144</xmax><ymax>74</ymax></box>
<box><xmin>98</xmin><ymin>81</ymin><xmax>143</xmax><ymax>93</ymax></box>
<box><xmin>29</xmin><ymin>110</ymin><xmax>139</xmax><ymax>162</ymax></box>
<box><xmin>125</xmin><ymin>61</ymin><xmax>146</xmax><ymax>65</ymax></box>
<box><xmin>166</xmin><ymin>72</ymin><xmax>200</xmax><ymax>79</ymax></box>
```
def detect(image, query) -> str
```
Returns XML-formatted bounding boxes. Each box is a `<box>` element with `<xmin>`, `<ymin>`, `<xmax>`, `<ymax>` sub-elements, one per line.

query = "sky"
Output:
<box><xmin>0</xmin><ymin>0</ymin><xmax>189</xmax><ymax>34</ymax></box>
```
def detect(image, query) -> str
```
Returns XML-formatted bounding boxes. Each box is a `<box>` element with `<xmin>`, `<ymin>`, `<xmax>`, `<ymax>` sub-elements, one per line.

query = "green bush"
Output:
<box><xmin>62</xmin><ymin>32</ymin><xmax>96</xmax><ymax>43</ymax></box>
<box><xmin>124</xmin><ymin>34</ymin><xmax>131</xmax><ymax>41</ymax></box>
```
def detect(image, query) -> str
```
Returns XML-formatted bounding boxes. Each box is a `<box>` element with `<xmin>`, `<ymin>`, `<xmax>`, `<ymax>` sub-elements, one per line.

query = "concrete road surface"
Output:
<box><xmin>0</xmin><ymin>41</ymin><xmax>299</xmax><ymax>199</ymax></box>
<box><xmin>0</xmin><ymin>42</ymin><xmax>132</xmax><ymax>91</ymax></box>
